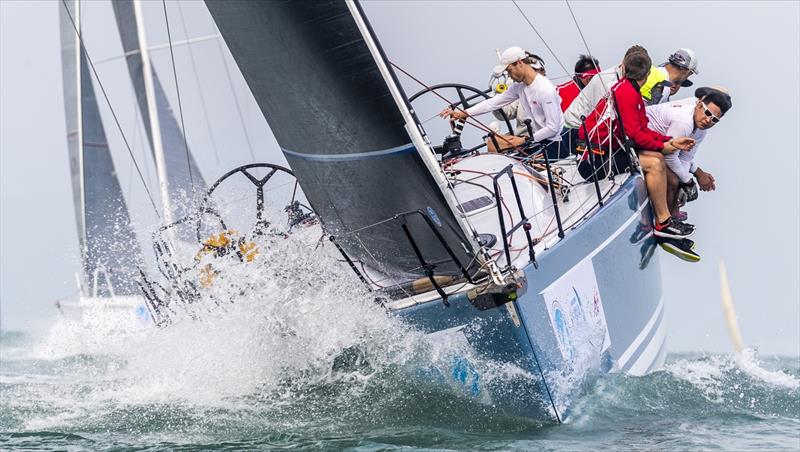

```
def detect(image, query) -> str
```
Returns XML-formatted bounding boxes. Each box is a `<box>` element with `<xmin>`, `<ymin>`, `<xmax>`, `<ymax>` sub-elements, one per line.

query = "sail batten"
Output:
<box><xmin>206</xmin><ymin>0</ymin><xmax>482</xmax><ymax>284</ymax></box>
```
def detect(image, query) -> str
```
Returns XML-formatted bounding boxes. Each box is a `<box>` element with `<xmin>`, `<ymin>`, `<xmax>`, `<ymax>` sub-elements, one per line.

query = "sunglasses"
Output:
<box><xmin>700</xmin><ymin>101</ymin><xmax>721</xmax><ymax>123</ymax></box>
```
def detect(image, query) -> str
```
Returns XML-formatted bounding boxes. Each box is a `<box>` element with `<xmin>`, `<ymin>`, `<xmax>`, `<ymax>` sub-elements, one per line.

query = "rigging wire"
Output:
<box><xmin>565</xmin><ymin>1</ymin><xmax>601</xmax><ymax>74</ymax></box>
<box><xmin>175</xmin><ymin>1</ymin><xmax>221</xmax><ymax>167</ymax></box>
<box><xmin>60</xmin><ymin>0</ymin><xmax>161</xmax><ymax>218</ymax></box>
<box><xmin>389</xmin><ymin>62</ymin><xmax>517</xmax><ymax>148</ymax></box>
<box><xmin>564</xmin><ymin>1</ymin><xmax>611</xmax><ymax>100</ymax></box>
<box><xmin>161</xmin><ymin>0</ymin><xmax>195</xmax><ymax>194</ymax></box>
<box><xmin>510</xmin><ymin>0</ymin><xmax>571</xmax><ymax>77</ymax></box>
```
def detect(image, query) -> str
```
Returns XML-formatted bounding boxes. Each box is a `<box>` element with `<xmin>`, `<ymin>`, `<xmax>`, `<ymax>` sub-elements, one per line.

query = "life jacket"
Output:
<box><xmin>640</xmin><ymin>66</ymin><xmax>672</xmax><ymax>106</ymax></box>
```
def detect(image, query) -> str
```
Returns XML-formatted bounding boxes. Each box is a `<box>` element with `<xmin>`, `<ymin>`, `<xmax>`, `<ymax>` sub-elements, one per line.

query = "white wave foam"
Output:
<box><xmin>20</xmin><ymin>223</ymin><xmax>522</xmax><ymax>419</ymax></box>
<box><xmin>667</xmin><ymin>349</ymin><xmax>799</xmax><ymax>402</ymax></box>
<box><xmin>734</xmin><ymin>348</ymin><xmax>799</xmax><ymax>390</ymax></box>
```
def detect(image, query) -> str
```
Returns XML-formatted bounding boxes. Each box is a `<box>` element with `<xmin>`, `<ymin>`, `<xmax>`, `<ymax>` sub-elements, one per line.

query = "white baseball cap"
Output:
<box><xmin>492</xmin><ymin>46</ymin><xmax>527</xmax><ymax>76</ymax></box>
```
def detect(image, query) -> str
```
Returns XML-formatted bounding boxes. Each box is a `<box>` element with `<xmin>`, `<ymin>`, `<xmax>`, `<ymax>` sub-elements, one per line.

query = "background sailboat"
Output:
<box><xmin>112</xmin><ymin>0</ymin><xmax>207</xmax><ymax>226</ymax></box>
<box><xmin>59</xmin><ymin>0</ymin><xmax>144</xmax><ymax>300</ymax></box>
<box><xmin>56</xmin><ymin>0</ymin><xmax>215</xmax><ymax>326</ymax></box>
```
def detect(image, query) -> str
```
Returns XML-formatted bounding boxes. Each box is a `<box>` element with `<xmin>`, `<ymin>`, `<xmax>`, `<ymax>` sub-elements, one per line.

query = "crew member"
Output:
<box><xmin>646</xmin><ymin>86</ymin><xmax>732</xmax><ymax>224</ymax></box>
<box><xmin>555</xmin><ymin>54</ymin><xmax>601</xmax><ymax>156</ymax></box>
<box><xmin>641</xmin><ymin>48</ymin><xmax>700</xmax><ymax>106</ymax></box>
<box><xmin>487</xmin><ymin>54</ymin><xmax>548</xmax><ymax>140</ymax></box>
<box><xmin>580</xmin><ymin>49</ymin><xmax>696</xmax><ymax>242</ymax></box>
<box><xmin>563</xmin><ymin>45</ymin><xmax>647</xmax><ymax>129</ymax></box>
<box><xmin>442</xmin><ymin>47</ymin><xmax>564</xmax><ymax>158</ymax></box>
<box><xmin>556</xmin><ymin>54</ymin><xmax>601</xmax><ymax>112</ymax></box>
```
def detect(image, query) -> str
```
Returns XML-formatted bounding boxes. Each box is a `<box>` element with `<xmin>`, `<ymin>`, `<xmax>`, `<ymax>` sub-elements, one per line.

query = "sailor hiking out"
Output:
<box><xmin>645</xmin><ymin>86</ymin><xmax>732</xmax><ymax>261</ymax></box>
<box><xmin>579</xmin><ymin>49</ymin><xmax>697</xmax><ymax>244</ymax></box>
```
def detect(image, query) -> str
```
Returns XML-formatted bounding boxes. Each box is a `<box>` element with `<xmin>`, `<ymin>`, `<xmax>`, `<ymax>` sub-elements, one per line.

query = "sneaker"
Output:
<box><xmin>675</xmin><ymin>210</ymin><xmax>688</xmax><ymax>222</ymax></box>
<box><xmin>659</xmin><ymin>237</ymin><xmax>701</xmax><ymax>262</ymax></box>
<box><xmin>653</xmin><ymin>217</ymin><xmax>694</xmax><ymax>239</ymax></box>
<box><xmin>681</xmin><ymin>238</ymin><xmax>695</xmax><ymax>250</ymax></box>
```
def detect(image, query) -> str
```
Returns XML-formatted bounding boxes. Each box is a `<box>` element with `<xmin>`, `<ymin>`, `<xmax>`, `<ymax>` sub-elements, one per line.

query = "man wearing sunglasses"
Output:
<box><xmin>645</xmin><ymin>86</ymin><xmax>733</xmax><ymax>261</ymax></box>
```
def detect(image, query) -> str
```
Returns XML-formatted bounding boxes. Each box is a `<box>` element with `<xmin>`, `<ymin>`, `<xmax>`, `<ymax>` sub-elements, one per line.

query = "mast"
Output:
<box><xmin>132</xmin><ymin>0</ymin><xmax>173</xmax><ymax>225</ymax></box>
<box><xmin>61</xmin><ymin>0</ymin><xmax>88</xmax><ymax>293</ymax></box>
<box><xmin>59</xmin><ymin>0</ymin><xmax>146</xmax><ymax>296</ymax></box>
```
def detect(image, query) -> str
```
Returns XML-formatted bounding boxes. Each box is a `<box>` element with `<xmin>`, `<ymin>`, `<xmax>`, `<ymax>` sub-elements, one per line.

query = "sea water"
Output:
<box><xmin>2</xmin><ymin>235</ymin><xmax>798</xmax><ymax>450</ymax></box>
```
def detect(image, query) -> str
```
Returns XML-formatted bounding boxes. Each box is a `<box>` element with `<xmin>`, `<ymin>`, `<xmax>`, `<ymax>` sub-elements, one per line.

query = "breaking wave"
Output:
<box><xmin>2</xmin><ymin>223</ymin><xmax>798</xmax><ymax>449</ymax></box>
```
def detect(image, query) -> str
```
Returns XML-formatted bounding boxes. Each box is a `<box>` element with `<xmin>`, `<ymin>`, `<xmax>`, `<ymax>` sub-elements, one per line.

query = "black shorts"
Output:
<box><xmin>577</xmin><ymin>145</ymin><xmax>631</xmax><ymax>181</ymax></box>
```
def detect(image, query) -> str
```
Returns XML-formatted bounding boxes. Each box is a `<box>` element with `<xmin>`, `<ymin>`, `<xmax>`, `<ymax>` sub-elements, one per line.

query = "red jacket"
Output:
<box><xmin>578</xmin><ymin>78</ymin><xmax>671</xmax><ymax>151</ymax></box>
<box><xmin>556</xmin><ymin>79</ymin><xmax>580</xmax><ymax>112</ymax></box>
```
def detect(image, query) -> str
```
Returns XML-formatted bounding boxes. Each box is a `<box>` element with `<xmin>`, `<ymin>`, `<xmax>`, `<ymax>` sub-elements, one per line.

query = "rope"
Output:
<box><xmin>162</xmin><ymin>0</ymin><xmax>195</xmax><ymax>195</ymax></box>
<box><xmin>565</xmin><ymin>0</ymin><xmax>609</xmax><ymax>99</ymax></box>
<box><xmin>511</xmin><ymin>0</ymin><xmax>571</xmax><ymax>77</ymax></box>
<box><xmin>60</xmin><ymin>0</ymin><xmax>161</xmax><ymax>218</ymax></box>
<box><xmin>565</xmin><ymin>1</ymin><xmax>600</xmax><ymax>74</ymax></box>
<box><xmin>389</xmin><ymin>61</ymin><xmax>515</xmax><ymax>147</ymax></box>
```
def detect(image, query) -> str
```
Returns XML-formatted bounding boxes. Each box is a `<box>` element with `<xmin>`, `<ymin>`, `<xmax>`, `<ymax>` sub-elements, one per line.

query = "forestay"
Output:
<box><xmin>59</xmin><ymin>0</ymin><xmax>144</xmax><ymax>296</ymax></box>
<box><xmin>205</xmin><ymin>0</ymin><xmax>483</xmax><ymax>286</ymax></box>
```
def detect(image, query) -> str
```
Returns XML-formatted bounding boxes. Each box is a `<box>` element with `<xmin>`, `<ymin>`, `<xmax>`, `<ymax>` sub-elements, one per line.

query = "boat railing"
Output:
<box><xmin>329</xmin><ymin>131</ymin><xmax>632</xmax><ymax>302</ymax></box>
<box><xmin>492</xmin><ymin>163</ymin><xmax>538</xmax><ymax>269</ymax></box>
<box><xmin>331</xmin><ymin>208</ymin><xmax>482</xmax><ymax>305</ymax></box>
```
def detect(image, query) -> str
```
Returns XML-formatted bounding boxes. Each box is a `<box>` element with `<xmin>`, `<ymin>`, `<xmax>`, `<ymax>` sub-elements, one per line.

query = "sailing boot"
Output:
<box><xmin>658</xmin><ymin>237</ymin><xmax>701</xmax><ymax>262</ymax></box>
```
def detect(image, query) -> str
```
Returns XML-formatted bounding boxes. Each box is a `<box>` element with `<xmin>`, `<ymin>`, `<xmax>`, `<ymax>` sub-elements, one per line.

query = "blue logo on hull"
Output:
<box><xmin>427</xmin><ymin>206</ymin><xmax>442</xmax><ymax>227</ymax></box>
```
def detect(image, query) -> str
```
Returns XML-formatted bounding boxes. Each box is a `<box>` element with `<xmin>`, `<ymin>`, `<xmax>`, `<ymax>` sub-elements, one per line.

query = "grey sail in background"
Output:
<box><xmin>59</xmin><ymin>0</ymin><xmax>144</xmax><ymax>296</ymax></box>
<box><xmin>111</xmin><ymin>0</ymin><xmax>206</xmax><ymax>222</ymax></box>
<box><xmin>205</xmin><ymin>0</ymin><xmax>481</xmax><ymax>284</ymax></box>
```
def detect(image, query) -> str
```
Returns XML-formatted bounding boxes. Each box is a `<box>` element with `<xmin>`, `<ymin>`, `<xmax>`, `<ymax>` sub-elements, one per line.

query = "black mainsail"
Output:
<box><xmin>59</xmin><ymin>0</ymin><xmax>144</xmax><ymax>296</ymax></box>
<box><xmin>205</xmin><ymin>0</ymin><xmax>483</xmax><ymax>285</ymax></box>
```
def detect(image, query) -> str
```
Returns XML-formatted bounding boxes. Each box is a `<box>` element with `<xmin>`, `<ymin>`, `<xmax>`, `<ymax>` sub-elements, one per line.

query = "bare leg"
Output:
<box><xmin>638</xmin><ymin>151</ymin><xmax>670</xmax><ymax>223</ymax></box>
<box><xmin>666</xmin><ymin>168</ymin><xmax>680</xmax><ymax>216</ymax></box>
<box><xmin>486</xmin><ymin>134</ymin><xmax>525</xmax><ymax>153</ymax></box>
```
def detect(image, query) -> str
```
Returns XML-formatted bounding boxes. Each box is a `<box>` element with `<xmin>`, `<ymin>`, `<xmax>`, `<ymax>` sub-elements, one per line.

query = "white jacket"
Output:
<box><xmin>466</xmin><ymin>75</ymin><xmax>564</xmax><ymax>142</ymax></box>
<box><xmin>563</xmin><ymin>66</ymin><xmax>623</xmax><ymax>129</ymax></box>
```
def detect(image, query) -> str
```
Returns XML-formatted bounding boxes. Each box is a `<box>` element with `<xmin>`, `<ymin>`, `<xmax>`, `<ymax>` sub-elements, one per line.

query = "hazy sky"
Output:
<box><xmin>1</xmin><ymin>1</ymin><xmax>798</xmax><ymax>356</ymax></box>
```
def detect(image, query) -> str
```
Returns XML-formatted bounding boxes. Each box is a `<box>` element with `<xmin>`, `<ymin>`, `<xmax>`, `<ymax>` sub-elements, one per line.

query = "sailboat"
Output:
<box><xmin>198</xmin><ymin>0</ymin><xmax>667</xmax><ymax>421</ymax></box>
<box><xmin>56</xmin><ymin>0</ymin><xmax>208</xmax><ymax>327</ymax></box>
<box><xmin>59</xmin><ymin>0</ymin><xmax>666</xmax><ymax>421</ymax></box>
